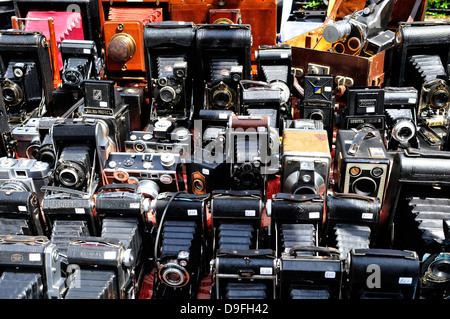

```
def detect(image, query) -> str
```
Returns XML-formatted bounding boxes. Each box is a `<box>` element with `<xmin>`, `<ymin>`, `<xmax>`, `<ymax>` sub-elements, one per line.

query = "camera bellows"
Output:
<box><xmin>0</xmin><ymin>270</ymin><xmax>43</xmax><ymax>299</ymax></box>
<box><xmin>160</xmin><ymin>220</ymin><xmax>198</xmax><ymax>261</ymax></box>
<box><xmin>217</xmin><ymin>223</ymin><xmax>255</xmax><ymax>250</ymax></box>
<box><xmin>50</xmin><ymin>220</ymin><xmax>90</xmax><ymax>255</ymax></box>
<box><xmin>64</xmin><ymin>268</ymin><xmax>118</xmax><ymax>299</ymax></box>
<box><xmin>408</xmin><ymin>197</ymin><xmax>450</xmax><ymax>244</ymax></box>
<box><xmin>0</xmin><ymin>218</ymin><xmax>31</xmax><ymax>235</ymax></box>
<box><xmin>333</xmin><ymin>223</ymin><xmax>371</xmax><ymax>260</ymax></box>
<box><xmin>101</xmin><ymin>217</ymin><xmax>141</xmax><ymax>261</ymax></box>
<box><xmin>289</xmin><ymin>287</ymin><xmax>330</xmax><ymax>299</ymax></box>
<box><xmin>409</xmin><ymin>55</ymin><xmax>447</xmax><ymax>83</ymax></box>
<box><xmin>280</xmin><ymin>224</ymin><xmax>316</xmax><ymax>256</ymax></box>
<box><xmin>225</xmin><ymin>282</ymin><xmax>267</xmax><ymax>299</ymax></box>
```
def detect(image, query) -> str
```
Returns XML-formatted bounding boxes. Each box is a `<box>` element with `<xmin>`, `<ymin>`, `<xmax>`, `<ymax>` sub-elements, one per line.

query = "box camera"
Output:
<box><xmin>118</xmin><ymin>86</ymin><xmax>145</xmax><ymax>131</ymax></box>
<box><xmin>196</xmin><ymin>24</ymin><xmax>252</xmax><ymax>114</ymax></box>
<box><xmin>144</xmin><ymin>21</ymin><xmax>196</xmax><ymax>120</ymax></box>
<box><xmin>103</xmin><ymin>152</ymin><xmax>184</xmax><ymax>193</ymax></box>
<box><xmin>211</xmin><ymin>249</ymin><xmax>277</xmax><ymax>299</ymax></box>
<box><xmin>334</xmin><ymin>127</ymin><xmax>390</xmax><ymax>202</ymax></box>
<box><xmin>300</xmin><ymin>72</ymin><xmax>334</xmax><ymax>143</ymax></box>
<box><xmin>345</xmin><ymin>248</ymin><xmax>420</xmax><ymax>299</ymax></box>
<box><xmin>151</xmin><ymin>192</ymin><xmax>208</xmax><ymax>298</ymax></box>
<box><xmin>281</xmin><ymin>127</ymin><xmax>330</xmax><ymax>197</ymax></box>
<box><xmin>65</xmin><ymin>237</ymin><xmax>135</xmax><ymax>299</ymax></box>
<box><xmin>0</xmin><ymin>234</ymin><xmax>65</xmax><ymax>299</ymax></box>
<box><xmin>0</xmin><ymin>157</ymin><xmax>51</xmax><ymax>203</ymax></box>
<box><xmin>340</xmin><ymin>86</ymin><xmax>385</xmax><ymax>131</ymax></box>
<box><xmin>60</xmin><ymin>40</ymin><xmax>102</xmax><ymax>90</ymax></box>
<box><xmin>0</xmin><ymin>190</ymin><xmax>46</xmax><ymax>236</ymax></box>
<box><xmin>0</xmin><ymin>30</ymin><xmax>54</xmax><ymax>123</ymax></box>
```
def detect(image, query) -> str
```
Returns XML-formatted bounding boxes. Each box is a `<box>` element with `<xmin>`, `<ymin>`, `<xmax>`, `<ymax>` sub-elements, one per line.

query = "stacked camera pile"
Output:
<box><xmin>0</xmin><ymin>0</ymin><xmax>449</xmax><ymax>300</ymax></box>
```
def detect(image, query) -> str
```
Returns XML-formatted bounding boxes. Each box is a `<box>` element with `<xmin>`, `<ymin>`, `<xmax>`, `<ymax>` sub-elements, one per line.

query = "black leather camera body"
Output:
<box><xmin>144</xmin><ymin>21</ymin><xmax>196</xmax><ymax>121</ymax></box>
<box><xmin>0</xmin><ymin>30</ymin><xmax>54</xmax><ymax>123</ymax></box>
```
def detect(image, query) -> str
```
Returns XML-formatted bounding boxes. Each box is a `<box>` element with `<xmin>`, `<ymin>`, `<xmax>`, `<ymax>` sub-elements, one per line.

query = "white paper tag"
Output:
<box><xmin>362</xmin><ymin>213</ymin><xmax>373</xmax><ymax>220</ymax></box>
<box><xmin>260</xmin><ymin>267</ymin><xmax>273</xmax><ymax>275</ymax></box>
<box><xmin>75</xmin><ymin>208</ymin><xmax>85</xmax><ymax>214</ymax></box>
<box><xmin>325</xmin><ymin>271</ymin><xmax>336</xmax><ymax>279</ymax></box>
<box><xmin>29</xmin><ymin>253</ymin><xmax>41</xmax><ymax>262</ymax></box>
<box><xmin>104</xmin><ymin>251</ymin><xmax>117</xmax><ymax>260</ymax></box>
<box><xmin>309</xmin><ymin>212</ymin><xmax>320</xmax><ymax>219</ymax></box>
<box><xmin>245</xmin><ymin>210</ymin><xmax>256</xmax><ymax>217</ymax></box>
<box><xmin>399</xmin><ymin>277</ymin><xmax>413</xmax><ymax>285</ymax></box>
<box><xmin>187</xmin><ymin>209</ymin><xmax>198</xmax><ymax>216</ymax></box>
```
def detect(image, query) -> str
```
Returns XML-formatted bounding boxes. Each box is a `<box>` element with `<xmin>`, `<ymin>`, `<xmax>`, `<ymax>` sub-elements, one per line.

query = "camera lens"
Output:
<box><xmin>63</xmin><ymin>69</ymin><xmax>83</xmax><ymax>86</ymax></box>
<box><xmin>352</xmin><ymin>177</ymin><xmax>377</xmax><ymax>197</ymax></box>
<box><xmin>429</xmin><ymin>256</ymin><xmax>450</xmax><ymax>280</ymax></box>
<box><xmin>2</xmin><ymin>82</ymin><xmax>23</xmax><ymax>106</ymax></box>
<box><xmin>431</xmin><ymin>88</ymin><xmax>449</xmax><ymax>109</ymax></box>
<box><xmin>107</xmin><ymin>33</ymin><xmax>136</xmax><ymax>62</ymax></box>
<box><xmin>59</xmin><ymin>168</ymin><xmax>79</xmax><ymax>188</ymax></box>
<box><xmin>193</xmin><ymin>179</ymin><xmax>205</xmax><ymax>192</ymax></box>
<box><xmin>133</xmin><ymin>141</ymin><xmax>146</xmax><ymax>153</ymax></box>
<box><xmin>159</xmin><ymin>263</ymin><xmax>189</xmax><ymax>287</ymax></box>
<box><xmin>392</xmin><ymin>120</ymin><xmax>416</xmax><ymax>143</ymax></box>
<box><xmin>212</xmin><ymin>88</ymin><xmax>232</xmax><ymax>109</ymax></box>
<box><xmin>159</xmin><ymin>86</ymin><xmax>177</xmax><ymax>103</ymax></box>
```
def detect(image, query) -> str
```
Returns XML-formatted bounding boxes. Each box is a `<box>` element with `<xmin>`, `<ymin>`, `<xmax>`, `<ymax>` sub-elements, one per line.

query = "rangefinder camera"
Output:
<box><xmin>103</xmin><ymin>152</ymin><xmax>183</xmax><ymax>192</ymax></box>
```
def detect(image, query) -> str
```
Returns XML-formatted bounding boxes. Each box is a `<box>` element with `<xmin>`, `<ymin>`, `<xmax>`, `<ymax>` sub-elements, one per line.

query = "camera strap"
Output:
<box><xmin>347</xmin><ymin>128</ymin><xmax>377</xmax><ymax>156</ymax></box>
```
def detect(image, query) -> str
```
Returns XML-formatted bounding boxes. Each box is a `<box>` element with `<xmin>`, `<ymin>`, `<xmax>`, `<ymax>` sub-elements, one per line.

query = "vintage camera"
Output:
<box><xmin>322</xmin><ymin>0</ymin><xmax>395</xmax><ymax>56</ymax></box>
<box><xmin>210</xmin><ymin>249</ymin><xmax>277</xmax><ymax>299</ymax></box>
<box><xmin>50</xmin><ymin>120</ymin><xmax>110</xmax><ymax>192</ymax></box>
<box><xmin>0</xmin><ymin>88</ymin><xmax>13</xmax><ymax>158</ymax></box>
<box><xmin>334</xmin><ymin>128</ymin><xmax>390</xmax><ymax>202</ymax></box>
<box><xmin>281</xmin><ymin>127</ymin><xmax>330</xmax><ymax>197</ymax></box>
<box><xmin>41</xmin><ymin>185</ymin><xmax>97</xmax><ymax>255</ymax></box>
<box><xmin>0</xmin><ymin>157</ymin><xmax>51</xmax><ymax>203</ymax></box>
<box><xmin>420</xmin><ymin>251</ymin><xmax>450</xmax><ymax>299</ymax></box>
<box><xmin>340</xmin><ymin>86</ymin><xmax>385</xmax><ymax>131</ymax></box>
<box><xmin>384</xmin><ymin>86</ymin><xmax>419</xmax><ymax>150</ymax></box>
<box><xmin>227</xmin><ymin>115</ymin><xmax>280</xmax><ymax>193</ymax></box>
<box><xmin>64</xmin><ymin>237</ymin><xmax>135</xmax><ymax>299</ymax></box>
<box><xmin>144</xmin><ymin>21</ymin><xmax>196</xmax><ymax>120</ymax></box>
<box><xmin>80</xmin><ymin>80</ymin><xmax>131</xmax><ymax>151</ymax></box>
<box><xmin>118</xmin><ymin>86</ymin><xmax>145</xmax><ymax>131</ymax></box>
<box><xmin>0</xmin><ymin>190</ymin><xmax>46</xmax><ymax>236</ymax></box>
<box><xmin>382</xmin><ymin>148</ymin><xmax>450</xmax><ymax>255</ymax></box>
<box><xmin>123</xmin><ymin>117</ymin><xmax>192</xmax><ymax>160</ymax></box>
<box><xmin>211</xmin><ymin>190</ymin><xmax>264</xmax><ymax>253</ymax></box>
<box><xmin>325</xmin><ymin>193</ymin><xmax>381</xmax><ymax>260</ymax></box>
<box><xmin>345</xmin><ymin>248</ymin><xmax>420</xmax><ymax>299</ymax></box>
<box><xmin>151</xmin><ymin>192</ymin><xmax>208</xmax><ymax>298</ymax></box>
<box><xmin>392</xmin><ymin>22</ymin><xmax>450</xmax><ymax>130</ymax></box>
<box><xmin>103</xmin><ymin>152</ymin><xmax>184</xmax><ymax>193</ymax></box>
<box><xmin>267</xmin><ymin>193</ymin><xmax>324</xmax><ymax>255</ymax></box>
<box><xmin>0</xmin><ymin>31</ymin><xmax>54</xmax><ymax>123</ymax></box>
<box><xmin>244</xmin><ymin>45</ymin><xmax>293</xmax><ymax>128</ymax></box>
<box><xmin>271</xmin><ymin>194</ymin><xmax>342</xmax><ymax>300</ymax></box>
<box><xmin>300</xmin><ymin>70</ymin><xmax>335</xmax><ymax>144</ymax></box>
<box><xmin>11</xmin><ymin>118</ymin><xmax>40</xmax><ymax>158</ymax></box>
<box><xmin>95</xmin><ymin>183</ymin><xmax>152</xmax><ymax>267</ymax></box>
<box><xmin>60</xmin><ymin>40</ymin><xmax>102</xmax><ymax>90</ymax></box>
<box><xmin>196</xmin><ymin>24</ymin><xmax>252</xmax><ymax>114</ymax></box>
<box><xmin>0</xmin><ymin>235</ymin><xmax>65</xmax><ymax>299</ymax></box>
